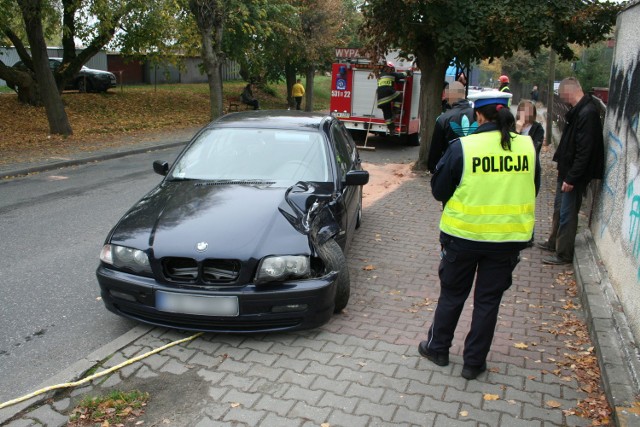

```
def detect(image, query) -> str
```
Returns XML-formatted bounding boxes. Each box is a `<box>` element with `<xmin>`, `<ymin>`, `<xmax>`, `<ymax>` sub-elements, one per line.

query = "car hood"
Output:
<box><xmin>109</xmin><ymin>181</ymin><xmax>335</xmax><ymax>260</ymax></box>
<box><xmin>82</xmin><ymin>68</ymin><xmax>114</xmax><ymax>77</ymax></box>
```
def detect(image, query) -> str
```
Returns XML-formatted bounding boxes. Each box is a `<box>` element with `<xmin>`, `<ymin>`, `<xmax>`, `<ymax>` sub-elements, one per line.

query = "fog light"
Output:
<box><xmin>110</xmin><ymin>290</ymin><xmax>136</xmax><ymax>302</ymax></box>
<box><xmin>272</xmin><ymin>304</ymin><xmax>308</xmax><ymax>313</ymax></box>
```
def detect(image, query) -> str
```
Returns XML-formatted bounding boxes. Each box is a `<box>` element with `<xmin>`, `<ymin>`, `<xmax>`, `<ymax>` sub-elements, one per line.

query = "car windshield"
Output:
<box><xmin>170</xmin><ymin>127</ymin><xmax>330</xmax><ymax>182</ymax></box>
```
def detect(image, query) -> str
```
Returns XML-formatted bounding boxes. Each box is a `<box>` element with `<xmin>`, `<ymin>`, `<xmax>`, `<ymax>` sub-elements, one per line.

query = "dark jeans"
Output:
<box><xmin>547</xmin><ymin>179</ymin><xmax>585</xmax><ymax>261</ymax></box>
<box><xmin>295</xmin><ymin>97</ymin><xmax>302</xmax><ymax>110</ymax></box>
<box><xmin>379</xmin><ymin>102</ymin><xmax>393</xmax><ymax>125</ymax></box>
<box><xmin>244</xmin><ymin>99</ymin><xmax>259</xmax><ymax>110</ymax></box>
<box><xmin>427</xmin><ymin>242</ymin><xmax>520</xmax><ymax>367</ymax></box>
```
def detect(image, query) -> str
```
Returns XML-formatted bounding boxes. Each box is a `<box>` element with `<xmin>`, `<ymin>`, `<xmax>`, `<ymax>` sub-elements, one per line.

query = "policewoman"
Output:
<box><xmin>418</xmin><ymin>91</ymin><xmax>540</xmax><ymax>380</ymax></box>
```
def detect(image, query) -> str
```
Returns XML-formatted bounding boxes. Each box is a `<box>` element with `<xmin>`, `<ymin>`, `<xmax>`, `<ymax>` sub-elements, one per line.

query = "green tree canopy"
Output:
<box><xmin>360</xmin><ymin>0</ymin><xmax>621</xmax><ymax>169</ymax></box>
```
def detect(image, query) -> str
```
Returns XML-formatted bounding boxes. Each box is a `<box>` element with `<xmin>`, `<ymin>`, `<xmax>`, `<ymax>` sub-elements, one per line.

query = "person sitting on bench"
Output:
<box><xmin>241</xmin><ymin>83</ymin><xmax>260</xmax><ymax>110</ymax></box>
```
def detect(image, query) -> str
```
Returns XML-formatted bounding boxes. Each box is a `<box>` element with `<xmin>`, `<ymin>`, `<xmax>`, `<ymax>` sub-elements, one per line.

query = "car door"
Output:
<box><xmin>329</xmin><ymin>120</ymin><xmax>359</xmax><ymax>250</ymax></box>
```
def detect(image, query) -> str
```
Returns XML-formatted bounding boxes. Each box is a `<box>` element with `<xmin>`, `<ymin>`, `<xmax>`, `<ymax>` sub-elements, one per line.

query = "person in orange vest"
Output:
<box><xmin>419</xmin><ymin>91</ymin><xmax>540</xmax><ymax>380</ymax></box>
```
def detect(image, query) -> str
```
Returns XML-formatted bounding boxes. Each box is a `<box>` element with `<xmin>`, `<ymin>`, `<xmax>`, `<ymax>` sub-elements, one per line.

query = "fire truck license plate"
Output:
<box><xmin>334</xmin><ymin>112</ymin><xmax>350</xmax><ymax>118</ymax></box>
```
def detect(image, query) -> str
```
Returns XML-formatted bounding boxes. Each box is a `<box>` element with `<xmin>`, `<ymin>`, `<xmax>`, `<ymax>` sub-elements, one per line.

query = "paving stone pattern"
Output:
<box><xmin>6</xmin><ymin>151</ymin><xmax>598</xmax><ymax>427</ymax></box>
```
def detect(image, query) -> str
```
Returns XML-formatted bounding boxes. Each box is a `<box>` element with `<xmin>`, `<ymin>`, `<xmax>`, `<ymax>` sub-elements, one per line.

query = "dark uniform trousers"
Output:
<box><xmin>427</xmin><ymin>241</ymin><xmax>520</xmax><ymax>367</ymax></box>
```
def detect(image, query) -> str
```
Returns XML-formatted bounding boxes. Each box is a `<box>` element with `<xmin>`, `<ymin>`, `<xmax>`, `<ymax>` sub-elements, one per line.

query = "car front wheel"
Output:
<box><xmin>77</xmin><ymin>78</ymin><xmax>92</xmax><ymax>93</ymax></box>
<box><xmin>318</xmin><ymin>239</ymin><xmax>350</xmax><ymax>313</ymax></box>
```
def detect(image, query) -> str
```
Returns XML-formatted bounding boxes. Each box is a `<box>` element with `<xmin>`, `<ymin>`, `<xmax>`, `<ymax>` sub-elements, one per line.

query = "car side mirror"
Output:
<box><xmin>153</xmin><ymin>160</ymin><xmax>169</xmax><ymax>176</ymax></box>
<box><xmin>345</xmin><ymin>170</ymin><xmax>369</xmax><ymax>186</ymax></box>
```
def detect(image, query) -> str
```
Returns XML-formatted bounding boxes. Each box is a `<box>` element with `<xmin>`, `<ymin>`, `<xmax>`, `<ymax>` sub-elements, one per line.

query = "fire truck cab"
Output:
<box><xmin>330</xmin><ymin>49</ymin><xmax>421</xmax><ymax>146</ymax></box>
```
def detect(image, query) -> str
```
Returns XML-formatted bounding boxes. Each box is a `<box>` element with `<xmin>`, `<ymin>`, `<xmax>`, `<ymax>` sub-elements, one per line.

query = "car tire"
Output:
<box><xmin>404</xmin><ymin>133</ymin><xmax>420</xmax><ymax>146</ymax></box>
<box><xmin>318</xmin><ymin>239</ymin><xmax>350</xmax><ymax>313</ymax></box>
<box><xmin>77</xmin><ymin>78</ymin><xmax>92</xmax><ymax>93</ymax></box>
<box><xmin>349</xmin><ymin>129</ymin><xmax>367</xmax><ymax>141</ymax></box>
<box><xmin>355</xmin><ymin>193</ymin><xmax>363</xmax><ymax>230</ymax></box>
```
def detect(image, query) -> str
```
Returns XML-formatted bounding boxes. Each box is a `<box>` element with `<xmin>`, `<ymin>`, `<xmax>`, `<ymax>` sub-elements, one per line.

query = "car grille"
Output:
<box><xmin>162</xmin><ymin>257</ymin><xmax>241</xmax><ymax>284</ymax></box>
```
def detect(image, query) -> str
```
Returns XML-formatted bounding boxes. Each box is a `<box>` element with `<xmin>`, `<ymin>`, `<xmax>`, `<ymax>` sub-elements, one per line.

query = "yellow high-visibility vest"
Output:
<box><xmin>440</xmin><ymin>131</ymin><xmax>536</xmax><ymax>242</ymax></box>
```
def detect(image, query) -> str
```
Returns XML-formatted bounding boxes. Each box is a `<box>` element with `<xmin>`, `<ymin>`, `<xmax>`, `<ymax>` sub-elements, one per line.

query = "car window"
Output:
<box><xmin>330</xmin><ymin>123</ymin><xmax>354</xmax><ymax>181</ymax></box>
<box><xmin>170</xmin><ymin>128</ymin><xmax>330</xmax><ymax>183</ymax></box>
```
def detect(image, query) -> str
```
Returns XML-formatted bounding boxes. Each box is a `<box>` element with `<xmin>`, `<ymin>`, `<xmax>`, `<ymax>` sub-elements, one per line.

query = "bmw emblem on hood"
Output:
<box><xmin>196</xmin><ymin>242</ymin><xmax>208</xmax><ymax>252</ymax></box>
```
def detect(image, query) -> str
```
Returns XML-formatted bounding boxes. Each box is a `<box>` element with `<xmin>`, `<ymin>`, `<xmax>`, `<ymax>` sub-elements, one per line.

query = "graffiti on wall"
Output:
<box><xmin>597</xmin><ymin>46</ymin><xmax>640</xmax><ymax>277</ymax></box>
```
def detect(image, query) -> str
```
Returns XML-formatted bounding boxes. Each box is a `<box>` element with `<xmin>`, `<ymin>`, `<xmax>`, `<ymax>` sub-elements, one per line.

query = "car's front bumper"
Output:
<box><xmin>96</xmin><ymin>266</ymin><xmax>338</xmax><ymax>333</ymax></box>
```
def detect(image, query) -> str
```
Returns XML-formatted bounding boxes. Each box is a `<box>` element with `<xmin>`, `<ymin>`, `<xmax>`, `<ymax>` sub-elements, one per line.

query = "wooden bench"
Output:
<box><xmin>226</xmin><ymin>96</ymin><xmax>251</xmax><ymax>113</ymax></box>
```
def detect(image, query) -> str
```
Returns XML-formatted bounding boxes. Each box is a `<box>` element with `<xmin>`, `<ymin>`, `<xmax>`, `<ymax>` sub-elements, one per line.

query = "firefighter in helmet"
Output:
<box><xmin>499</xmin><ymin>75</ymin><xmax>512</xmax><ymax>106</ymax></box>
<box><xmin>376</xmin><ymin>61</ymin><xmax>406</xmax><ymax>136</ymax></box>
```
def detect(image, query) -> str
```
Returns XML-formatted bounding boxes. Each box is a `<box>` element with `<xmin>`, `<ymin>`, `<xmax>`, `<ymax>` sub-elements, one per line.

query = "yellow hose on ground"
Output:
<box><xmin>0</xmin><ymin>331</ymin><xmax>204</xmax><ymax>410</ymax></box>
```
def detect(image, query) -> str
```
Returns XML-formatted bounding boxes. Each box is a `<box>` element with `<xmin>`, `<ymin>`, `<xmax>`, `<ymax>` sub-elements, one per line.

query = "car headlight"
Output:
<box><xmin>256</xmin><ymin>255</ymin><xmax>310</xmax><ymax>283</ymax></box>
<box><xmin>100</xmin><ymin>244</ymin><xmax>152</xmax><ymax>275</ymax></box>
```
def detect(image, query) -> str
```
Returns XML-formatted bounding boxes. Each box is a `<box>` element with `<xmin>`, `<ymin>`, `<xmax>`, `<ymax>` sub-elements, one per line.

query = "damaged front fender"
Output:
<box><xmin>279</xmin><ymin>181</ymin><xmax>341</xmax><ymax>248</ymax></box>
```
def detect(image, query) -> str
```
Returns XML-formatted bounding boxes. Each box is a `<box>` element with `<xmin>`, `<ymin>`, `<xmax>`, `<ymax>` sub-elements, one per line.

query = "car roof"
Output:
<box><xmin>206</xmin><ymin>110</ymin><xmax>333</xmax><ymax>131</ymax></box>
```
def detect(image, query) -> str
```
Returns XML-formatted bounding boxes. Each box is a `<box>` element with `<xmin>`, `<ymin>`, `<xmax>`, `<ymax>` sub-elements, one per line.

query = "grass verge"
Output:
<box><xmin>68</xmin><ymin>389</ymin><xmax>149</xmax><ymax>426</ymax></box>
<box><xmin>0</xmin><ymin>76</ymin><xmax>331</xmax><ymax>166</ymax></box>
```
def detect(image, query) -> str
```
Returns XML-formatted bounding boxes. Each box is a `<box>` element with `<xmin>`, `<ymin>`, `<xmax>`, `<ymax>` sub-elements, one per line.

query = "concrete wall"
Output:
<box><xmin>592</xmin><ymin>0</ymin><xmax>640</xmax><ymax>340</ymax></box>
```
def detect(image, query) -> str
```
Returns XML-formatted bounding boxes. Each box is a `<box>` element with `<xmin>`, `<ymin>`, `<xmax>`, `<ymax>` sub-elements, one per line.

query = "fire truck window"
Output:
<box><xmin>331</xmin><ymin>123</ymin><xmax>353</xmax><ymax>181</ymax></box>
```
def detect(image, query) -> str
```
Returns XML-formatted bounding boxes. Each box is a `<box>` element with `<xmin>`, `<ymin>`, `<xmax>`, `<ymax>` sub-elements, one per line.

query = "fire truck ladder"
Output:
<box><xmin>392</xmin><ymin>79</ymin><xmax>408</xmax><ymax>135</ymax></box>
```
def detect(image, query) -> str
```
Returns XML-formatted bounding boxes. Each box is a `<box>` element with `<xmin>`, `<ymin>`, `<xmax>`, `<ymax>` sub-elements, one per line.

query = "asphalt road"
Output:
<box><xmin>0</xmin><ymin>146</ymin><xmax>183</xmax><ymax>403</ymax></box>
<box><xmin>0</xmin><ymin>133</ymin><xmax>418</xmax><ymax>404</ymax></box>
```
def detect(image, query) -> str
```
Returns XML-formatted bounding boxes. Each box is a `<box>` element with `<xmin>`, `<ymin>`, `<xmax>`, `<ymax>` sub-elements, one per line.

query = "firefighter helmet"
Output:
<box><xmin>499</xmin><ymin>75</ymin><xmax>509</xmax><ymax>83</ymax></box>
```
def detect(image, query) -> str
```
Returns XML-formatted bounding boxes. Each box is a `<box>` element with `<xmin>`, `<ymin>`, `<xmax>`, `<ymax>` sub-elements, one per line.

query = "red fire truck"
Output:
<box><xmin>329</xmin><ymin>49</ymin><xmax>421</xmax><ymax>145</ymax></box>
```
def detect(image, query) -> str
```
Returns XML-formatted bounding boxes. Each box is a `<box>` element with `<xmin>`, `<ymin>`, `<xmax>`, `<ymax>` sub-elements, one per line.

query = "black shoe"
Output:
<box><xmin>461</xmin><ymin>363</ymin><xmax>487</xmax><ymax>380</ymax></box>
<box><xmin>536</xmin><ymin>241</ymin><xmax>555</xmax><ymax>252</ymax></box>
<box><xmin>542</xmin><ymin>255</ymin><xmax>572</xmax><ymax>265</ymax></box>
<box><xmin>418</xmin><ymin>341</ymin><xmax>449</xmax><ymax>366</ymax></box>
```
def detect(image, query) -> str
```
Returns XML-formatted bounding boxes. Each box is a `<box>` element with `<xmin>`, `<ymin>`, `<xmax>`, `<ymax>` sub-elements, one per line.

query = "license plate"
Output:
<box><xmin>156</xmin><ymin>291</ymin><xmax>239</xmax><ymax>317</ymax></box>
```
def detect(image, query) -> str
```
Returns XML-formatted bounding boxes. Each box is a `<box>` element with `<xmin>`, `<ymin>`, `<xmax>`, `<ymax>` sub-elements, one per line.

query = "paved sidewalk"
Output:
<box><xmin>1</xmin><ymin>138</ymin><xmax>639</xmax><ymax>426</ymax></box>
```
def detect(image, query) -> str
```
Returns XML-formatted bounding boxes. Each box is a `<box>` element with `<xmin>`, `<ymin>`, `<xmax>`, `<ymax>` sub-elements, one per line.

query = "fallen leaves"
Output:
<box><xmin>68</xmin><ymin>390</ymin><xmax>149</xmax><ymax>427</ymax></box>
<box><xmin>514</xmin><ymin>342</ymin><xmax>529</xmax><ymax>349</ymax></box>
<box><xmin>1</xmin><ymin>84</ymin><xmax>283</xmax><ymax>167</ymax></box>
<box><xmin>483</xmin><ymin>393</ymin><xmax>500</xmax><ymax>401</ymax></box>
<box><xmin>535</xmin><ymin>271</ymin><xmax>612</xmax><ymax>425</ymax></box>
<box><xmin>546</xmin><ymin>400</ymin><xmax>562</xmax><ymax>408</ymax></box>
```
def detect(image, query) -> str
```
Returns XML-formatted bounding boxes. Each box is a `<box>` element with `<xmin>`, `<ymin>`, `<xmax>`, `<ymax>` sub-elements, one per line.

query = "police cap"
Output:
<box><xmin>468</xmin><ymin>90</ymin><xmax>512</xmax><ymax>108</ymax></box>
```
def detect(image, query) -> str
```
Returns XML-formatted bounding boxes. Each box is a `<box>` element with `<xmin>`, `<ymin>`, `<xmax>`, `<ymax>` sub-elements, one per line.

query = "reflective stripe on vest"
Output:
<box><xmin>500</xmin><ymin>86</ymin><xmax>512</xmax><ymax>106</ymax></box>
<box><xmin>378</xmin><ymin>75</ymin><xmax>394</xmax><ymax>87</ymax></box>
<box><xmin>439</xmin><ymin>131</ymin><xmax>536</xmax><ymax>242</ymax></box>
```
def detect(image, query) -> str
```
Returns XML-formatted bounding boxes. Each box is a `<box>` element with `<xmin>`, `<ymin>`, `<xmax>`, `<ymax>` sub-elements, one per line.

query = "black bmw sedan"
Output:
<box><xmin>97</xmin><ymin>111</ymin><xmax>369</xmax><ymax>332</ymax></box>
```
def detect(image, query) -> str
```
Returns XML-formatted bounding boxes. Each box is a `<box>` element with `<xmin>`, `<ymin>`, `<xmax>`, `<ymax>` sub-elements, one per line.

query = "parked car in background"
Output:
<box><xmin>10</xmin><ymin>57</ymin><xmax>116</xmax><ymax>93</ymax></box>
<box><xmin>96</xmin><ymin>111</ymin><xmax>369</xmax><ymax>333</ymax></box>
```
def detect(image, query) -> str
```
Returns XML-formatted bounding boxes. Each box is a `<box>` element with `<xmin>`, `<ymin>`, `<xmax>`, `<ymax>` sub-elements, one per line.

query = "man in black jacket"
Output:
<box><xmin>538</xmin><ymin>77</ymin><xmax>605</xmax><ymax>264</ymax></box>
<box><xmin>427</xmin><ymin>81</ymin><xmax>477</xmax><ymax>173</ymax></box>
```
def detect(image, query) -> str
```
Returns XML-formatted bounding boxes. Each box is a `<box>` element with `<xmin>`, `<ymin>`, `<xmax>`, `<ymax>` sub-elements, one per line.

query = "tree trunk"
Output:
<box><xmin>415</xmin><ymin>48</ymin><xmax>449</xmax><ymax>170</ymax></box>
<box><xmin>190</xmin><ymin>0</ymin><xmax>224</xmax><ymax>121</ymax></box>
<box><xmin>0</xmin><ymin>61</ymin><xmax>41</xmax><ymax>105</ymax></box>
<box><xmin>202</xmin><ymin>34</ymin><xmax>223</xmax><ymax>119</ymax></box>
<box><xmin>305</xmin><ymin>65</ymin><xmax>315</xmax><ymax>112</ymax></box>
<box><xmin>18</xmin><ymin>0</ymin><xmax>72</xmax><ymax>135</ymax></box>
<box><xmin>285</xmin><ymin>63</ymin><xmax>296</xmax><ymax>109</ymax></box>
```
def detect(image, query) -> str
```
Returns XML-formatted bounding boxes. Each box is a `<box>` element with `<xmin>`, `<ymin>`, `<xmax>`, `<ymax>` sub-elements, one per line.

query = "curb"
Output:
<box><xmin>0</xmin><ymin>325</ymin><xmax>154</xmax><ymax>425</ymax></box>
<box><xmin>574</xmin><ymin>231</ymin><xmax>640</xmax><ymax>426</ymax></box>
<box><xmin>0</xmin><ymin>140</ymin><xmax>189</xmax><ymax>179</ymax></box>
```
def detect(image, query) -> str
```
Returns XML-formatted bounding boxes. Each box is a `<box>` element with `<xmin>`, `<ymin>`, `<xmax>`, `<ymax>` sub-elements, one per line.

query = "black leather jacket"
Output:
<box><xmin>553</xmin><ymin>94</ymin><xmax>605</xmax><ymax>185</ymax></box>
<box><xmin>427</xmin><ymin>99</ymin><xmax>476</xmax><ymax>173</ymax></box>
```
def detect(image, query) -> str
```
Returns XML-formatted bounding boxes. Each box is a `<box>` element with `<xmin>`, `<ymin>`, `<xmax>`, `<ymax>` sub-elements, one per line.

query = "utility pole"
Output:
<box><xmin>546</xmin><ymin>49</ymin><xmax>556</xmax><ymax>146</ymax></box>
